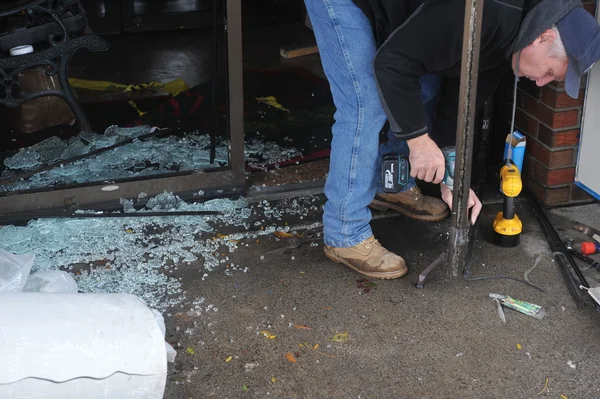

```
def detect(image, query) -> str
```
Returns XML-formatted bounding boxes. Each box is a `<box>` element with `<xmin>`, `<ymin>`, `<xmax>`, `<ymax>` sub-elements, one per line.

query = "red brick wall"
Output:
<box><xmin>514</xmin><ymin>1</ymin><xmax>598</xmax><ymax>206</ymax></box>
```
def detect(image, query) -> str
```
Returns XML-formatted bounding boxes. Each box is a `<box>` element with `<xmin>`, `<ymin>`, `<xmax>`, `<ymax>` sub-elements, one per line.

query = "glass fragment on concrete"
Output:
<box><xmin>0</xmin><ymin>192</ymin><xmax>319</xmax><ymax>311</ymax></box>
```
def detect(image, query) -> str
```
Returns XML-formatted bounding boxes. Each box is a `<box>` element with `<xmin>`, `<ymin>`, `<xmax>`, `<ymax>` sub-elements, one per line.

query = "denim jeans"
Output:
<box><xmin>304</xmin><ymin>0</ymin><xmax>441</xmax><ymax>248</ymax></box>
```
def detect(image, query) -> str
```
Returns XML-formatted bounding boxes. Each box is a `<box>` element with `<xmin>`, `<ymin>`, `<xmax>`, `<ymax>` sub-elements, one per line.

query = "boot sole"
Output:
<box><xmin>370</xmin><ymin>199</ymin><xmax>449</xmax><ymax>222</ymax></box>
<box><xmin>324</xmin><ymin>249</ymin><xmax>408</xmax><ymax>280</ymax></box>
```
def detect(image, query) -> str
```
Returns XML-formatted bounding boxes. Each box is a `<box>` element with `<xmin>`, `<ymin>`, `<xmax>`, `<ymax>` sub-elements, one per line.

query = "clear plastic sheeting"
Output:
<box><xmin>0</xmin><ymin>193</ymin><xmax>320</xmax><ymax>311</ymax></box>
<box><xmin>152</xmin><ymin>309</ymin><xmax>177</xmax><ymax>363</ymax></box>
<box><xmin>0</xmin><ymin>250</ymin><xmax>35</xmax><ymax>292</ymax></box>
<box><xmin>23</xmin><ymin>270</ymin><xmax>78</xmax><ymax>293</ymax></box>
<box><xmin>1</xmin><ymin>130</ymin><xmax>302</xmax><ymax>192</ymax></box>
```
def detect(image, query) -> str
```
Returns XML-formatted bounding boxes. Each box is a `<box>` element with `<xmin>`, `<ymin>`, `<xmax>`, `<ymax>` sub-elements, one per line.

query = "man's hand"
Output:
<box><xmin>407</xmin><ymin>135</ymin><xmax>445</xmax><ymax>184</ymax></box>
<box><xmin>440</xmin><ymin>183</ymin><xmax>482</xmax><ymax>225</ymax></box>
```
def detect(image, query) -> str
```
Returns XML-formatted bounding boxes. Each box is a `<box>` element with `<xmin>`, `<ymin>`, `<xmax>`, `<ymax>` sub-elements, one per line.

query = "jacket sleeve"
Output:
<box><xmin>430</xmin><ymin>65</ymin><xmax>511</xmax><ymax>148</ymax></box>
<box><xmin>373</xmin><ymin>1</ymin><xmax>470</xmax><ymax>140</ymax></box>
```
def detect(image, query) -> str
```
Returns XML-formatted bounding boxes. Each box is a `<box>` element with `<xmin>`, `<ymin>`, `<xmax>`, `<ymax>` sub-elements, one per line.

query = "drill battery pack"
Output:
<box><xmin>381</xmin><ymin>153</ymin><xmax>410</xmax><ymax>193</ymax></box>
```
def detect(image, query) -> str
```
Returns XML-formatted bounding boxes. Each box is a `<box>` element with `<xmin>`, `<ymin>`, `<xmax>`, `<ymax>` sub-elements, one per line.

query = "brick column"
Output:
<box><xmin>514</xmin><ymin>1</ymin><xmax>598</xmax><ymax>206</ymax></box>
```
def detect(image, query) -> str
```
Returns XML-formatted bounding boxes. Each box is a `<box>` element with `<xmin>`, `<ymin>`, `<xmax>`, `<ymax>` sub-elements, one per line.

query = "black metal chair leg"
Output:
<box><xmin>58</xmin><ymin>52</ymin><xmax>92</xmax><ymax>133</ymax></box>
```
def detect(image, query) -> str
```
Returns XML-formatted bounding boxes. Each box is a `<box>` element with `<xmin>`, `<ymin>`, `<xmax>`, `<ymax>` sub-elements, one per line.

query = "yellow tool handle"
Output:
<box><xmin>500</xmin><ymin>164</ymin><xmax>522</xmax><ymax>197</ymax></box>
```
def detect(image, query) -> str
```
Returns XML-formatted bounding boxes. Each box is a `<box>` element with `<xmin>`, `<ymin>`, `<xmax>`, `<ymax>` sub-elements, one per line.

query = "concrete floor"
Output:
<box><xmin>161</xmin><ymin>192</ymin><xmax>600</xmax><ymax>399</ymax></box>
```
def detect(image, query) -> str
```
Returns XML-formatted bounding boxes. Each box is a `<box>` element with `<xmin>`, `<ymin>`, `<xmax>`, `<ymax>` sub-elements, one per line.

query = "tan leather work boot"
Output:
<box><xmin>370</xmin><ymin>186</ymin><xmax>449</xmax><ymax>222</ymax></box>
<box><xmin>324</xmin><ymin>236</ymin><xmax>408</xmax><ymax>279</ymax></box>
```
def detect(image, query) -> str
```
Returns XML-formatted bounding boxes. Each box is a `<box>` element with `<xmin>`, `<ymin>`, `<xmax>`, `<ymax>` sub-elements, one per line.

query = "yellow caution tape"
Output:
<box><xmin>68</xmin><ymin>78</ymin><xmax>190</xmax><ymax>96</ymax></box>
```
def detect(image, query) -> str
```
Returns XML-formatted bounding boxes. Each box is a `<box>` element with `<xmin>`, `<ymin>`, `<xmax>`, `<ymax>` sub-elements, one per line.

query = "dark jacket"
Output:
<box><xmin>352</xmin><ymin>0</ymin><xmax>583</xmax><ymax>141</ymax></box>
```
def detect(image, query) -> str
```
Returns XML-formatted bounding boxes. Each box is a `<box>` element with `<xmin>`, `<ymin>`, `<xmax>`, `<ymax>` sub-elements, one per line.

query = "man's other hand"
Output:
<box><xmin>407</xmin><ymin>135</ymin><xmax>445</xmax><ymax>184</ymax></box>
<box><xmin>440</xmin><ymin>183</ymin><xmax>482</xmax><ymax>225</ymax></box>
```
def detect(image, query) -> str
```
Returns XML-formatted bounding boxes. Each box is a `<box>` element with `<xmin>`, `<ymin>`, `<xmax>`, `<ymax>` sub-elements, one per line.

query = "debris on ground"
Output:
<box><xmin>580</xmin><ymin>285</ymin><xmax>600</xmax><ymax>306</ymax></box>
<box><xmin>273</xmin><ymin>231</ymin><xmax>294</xmax><ymax>239</ymax></box>
<box><xmin>489</xmin><ymin>293</ymin><xmax>546</xmax><ymax>320</ymax></box>
<box><xmin>2</xmin><ymin>130</ymin><xmax>301</xmax><ymax>192</ymax></box>
<box><xmin>356</xmin><ymin>278</ymin><xmax>377</xmax><ymax>294</ymax></box>
<box><xmin>0</xmin><ymin>192</ymin><xmax>323</xmax><ymax>311</ymax></box>
<box><xmin>537</xmin><ymin>377</ymin><xmax>549</xmax><ymax>394</ymax></box>
<box><xmin>3</xmin><ymin>126</ymin><xmax>154</xmax><ymax>172</ymax></box>
<box><xmin>298</xmin><ymin>342</ymin><xmax>336</xmax><ymax>359</ymax></box>
<box><xmin>260</xmin><ymin>331</ymin><xmax>277</xmax><ymax>339</ymax></box>
<box><xmin>331</xmin><ymin>332</ymin><xmax>350</xmax><ymax>343</ymax></box>
<box><xmin>285</xmin><ymin>352</ymin><xmax>297</xmax><ymax>363</ymax></box>
<box><xmin>294</xmin><ymin>324</ymin><xmax>312</xmax><ymax>330</ymax></box>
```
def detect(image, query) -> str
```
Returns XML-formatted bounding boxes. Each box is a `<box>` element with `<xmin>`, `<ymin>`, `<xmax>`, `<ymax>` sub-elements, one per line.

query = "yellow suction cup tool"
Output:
<box><xmin>493</xmin><ymin>163</ymin><xmax>523</xmax><ymax>247</ymax></box>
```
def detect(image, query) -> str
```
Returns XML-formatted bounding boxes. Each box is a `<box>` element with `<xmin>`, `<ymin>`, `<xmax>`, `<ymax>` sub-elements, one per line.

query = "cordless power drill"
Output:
<box><xmin>380</xmin><ymin>147</ymin><xmax>456</xmax><ymax>193</ymax></box>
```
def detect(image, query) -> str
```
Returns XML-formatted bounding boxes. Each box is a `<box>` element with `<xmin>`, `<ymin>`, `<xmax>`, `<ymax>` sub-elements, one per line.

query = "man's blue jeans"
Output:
<box><xmin>305</xmin><ymin>0</ymin><xmax>441</xmax><ymax>248</ymax></box>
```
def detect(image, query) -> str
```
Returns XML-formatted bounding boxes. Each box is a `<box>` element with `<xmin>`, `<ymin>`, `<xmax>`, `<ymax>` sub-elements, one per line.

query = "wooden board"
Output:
<box><xmin>280</xmin><ymin>26</ymin><xmax>319</xmax><ymax>59</ymax></box>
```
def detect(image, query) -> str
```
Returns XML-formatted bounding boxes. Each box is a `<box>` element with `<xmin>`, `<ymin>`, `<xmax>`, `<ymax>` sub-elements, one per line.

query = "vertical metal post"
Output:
<box><xmin>448</xmin><ymin>0</ymin><xmax>484</xmax><ymax>276</ymax></box>
<box><xmin>225</xmin><ymin>0</ymin><xmax>246</xmax><ymax>182</ymax></box>
<box><xmin>211</xmin><ymin>0</ymin><xmax>220</xmax><ymax>164</ymax></box>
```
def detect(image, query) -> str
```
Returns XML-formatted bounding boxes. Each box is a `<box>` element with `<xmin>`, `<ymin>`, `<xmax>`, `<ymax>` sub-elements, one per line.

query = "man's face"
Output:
<box><xmin>511</xmin><ymin>29</ymin><xmax>569</xmax><ymax>87</ymax></box>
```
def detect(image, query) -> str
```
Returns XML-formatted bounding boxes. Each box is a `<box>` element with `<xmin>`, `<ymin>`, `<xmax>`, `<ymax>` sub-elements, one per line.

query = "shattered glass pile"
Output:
<box><xmin>3</xmin><ymin>125</ymin><xmax>154</xmax><ymax>171</ymax></box>
<box><xmin>0</xmin><ymin>192</ymin><xmax>322</xmax><ymax>311</ymax></box>
<box><xmin>1</xmin><ymin>126</ymin><xmax>302</xmax><ymax>192</ymax></box>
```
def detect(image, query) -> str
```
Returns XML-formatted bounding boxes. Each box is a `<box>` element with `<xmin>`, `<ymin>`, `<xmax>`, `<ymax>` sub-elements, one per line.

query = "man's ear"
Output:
<box><xmin>537</xmin><ymin>28</ymin><xmax>557</xmax><ymax>45</ymax></box>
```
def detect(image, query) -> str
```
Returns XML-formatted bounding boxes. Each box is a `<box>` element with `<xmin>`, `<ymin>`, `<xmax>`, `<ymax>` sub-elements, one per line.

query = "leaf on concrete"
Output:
<box><xmin>260</xmin><ymin>331</ymin><xmax>277</xmax><ymax>339</ymax></box>
<box><xmin>331</xmin><ymin>332</ymin><xmax>349</xmax><ymax>342</ymax></box>
<box><xmin>285</xmin><ymin>352</ymin><xmax>297</xmax><ymax>363</ymax></box>
<box><xmin>274</xmin><ymin>231</ymin><xmax>293</xmax><ymax>238</ymax></box>
<box><xmin>294</xmin><ymin>325</ymin><xmax>312</xmax><ymax>330</ymax></box>
<box><xmin>226</xmin><ymin>356</ymin><xmax>233</xmax><ymax>362</ymax></box>
<box><xmin>186</xmin><ymin>347</ymin><xmax>195</xmax><ymax>355</ymax></box>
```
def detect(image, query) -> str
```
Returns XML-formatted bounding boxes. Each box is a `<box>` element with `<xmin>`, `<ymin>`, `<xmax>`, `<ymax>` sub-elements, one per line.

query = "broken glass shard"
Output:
<box><xmin>104</xmin><ymin>125</ymin><xmax>154</xmax><ymax>139</ymax></box>
<box><xmin>3</xmin><ymin>148</ymin><xmax>41</xmax><ymax>170</ymax></box>
<box><xmin>31</xmin><ymin>136</ymin><xmax>67</xmax><ymax>163</ymax></box>
<box><xmin>0</xmin><ymin>191</ymin><xmax>323</xmax><ymax>310</ymax></box>
<box><xmin>59</xmin><ymin>139</ymin><xmax>91</xmax><ymax>159</ymax></box>
<box><xmin>1</xmin><ymin>131</ymin><xmax>301</xmax><ymax>193</ymax></box>
<box><xmin>145</xmin><ymin>191</ymin><xmax>183</xmax><ymax>211</ymax></box>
